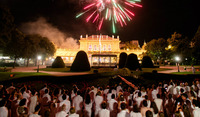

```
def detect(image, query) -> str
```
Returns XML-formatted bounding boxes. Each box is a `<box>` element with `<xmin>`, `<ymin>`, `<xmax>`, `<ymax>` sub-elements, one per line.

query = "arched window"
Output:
<box><xmin>94</xmin><ymin>45</ymin><xmax>97</xmax><ymax>51</ymax></box>
<box><xmin>103</xmin><ymin>45</ymin><xmax>106</xmax><ymax>51</ymax></box>
<box><xmin>88</xmin><ymin>45</ymin><xmax>92</xmax><ymax>51</ymax></box>
<box><xmin>108</xmin><ymin>44</ymin><xmax>111</xmax><ymax>51</ymax></box>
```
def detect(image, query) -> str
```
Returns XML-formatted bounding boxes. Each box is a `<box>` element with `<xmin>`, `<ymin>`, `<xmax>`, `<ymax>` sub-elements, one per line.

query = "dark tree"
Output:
<box><xmin>23</xmin><ymin>34</ymin><xmax>56</xmax><ymax>66</ymax></box>
<box><xmin>125</xmin><ymin>53</ymin><xmax>141</xmax><ymax>71</ymax></box>
<box><xmin>52</xmin><ymin>56</ymin><xmax>65</xmax><ymax>68</ymax></box>
<box><xmin>192</xmin><ymin>25</ymin><xmax>200</xmax><ymax>64</ymax></box>
<box><xmin>118</xmin><ymin>52</ymin><xmax>127</xmax><ymax>68</ymax></box>
<box><xmin>4</xmin><ymin>28</ymin><xmax>25</xmax><ymax>68</ymax></box>
<box><xmin>0</xmin><ymin>6</ymin><xmax>14</xmax><ymax>49</ymax></box>
<box><xmin>70</xmin><ymin>51</ymin><xmax>90</xmax><ymax>71</ymax></box>
<box><xmin>142</xmin><ymin>56</ymin><xmax>154</xmax><ymax>68</ymax></box>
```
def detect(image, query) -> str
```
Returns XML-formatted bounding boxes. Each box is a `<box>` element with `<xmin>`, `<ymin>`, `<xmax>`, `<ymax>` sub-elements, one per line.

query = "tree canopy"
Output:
<box><xmin>125</xmin><ymin>53</ymin><xmax>140</xmax><ymax>71</ymax></box>
<box><xmin>118</xmin><ymin>52</ymin><xmax>127</xmax><ymax>68</ymax></box>
<box><xmin>70</xmin><ymin>51</ymin><xmax>90</xmax><ymax>72</ymax></box>
<box><xmin>145</xmin><ymin>38</ymin><xmax>168</xmax><ymax>62</ymax></box>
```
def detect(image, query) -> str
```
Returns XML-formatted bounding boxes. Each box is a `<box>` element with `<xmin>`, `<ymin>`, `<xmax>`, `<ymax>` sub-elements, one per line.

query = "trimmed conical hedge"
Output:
<box><xmin>119</xmin><ymin>52</ymin><xmax>128</xmax><ymax>68</ymax></box>
<box><xmin>52</xmin><ymin>56</ymin><xmax>65</xmax><ymax>68</ymax></box>
<box><xmin>125</xmin><ymin>53</ymin><xmax>141</xmax><ymax>70</ymax></box>
<box><xmin>70</xmin><ymin>51</ymin><xmax>91</xmax><ymax>71</ymax></box>
<box><xmin>142</xmin><ymin>56</ymin><xmax>154</xmax><ymax>68</ymax></box>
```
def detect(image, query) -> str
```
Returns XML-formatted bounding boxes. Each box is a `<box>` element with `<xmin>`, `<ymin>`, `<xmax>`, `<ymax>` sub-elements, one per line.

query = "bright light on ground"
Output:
<box><xmin>175</xmin><ymin>56</ymin><xmax>180</xmax><ymax>62</ymax></box>
<box><xmin>37</xmin><ymin>56</ymin><xmax>42</xmax><ymax>60</ymax></box>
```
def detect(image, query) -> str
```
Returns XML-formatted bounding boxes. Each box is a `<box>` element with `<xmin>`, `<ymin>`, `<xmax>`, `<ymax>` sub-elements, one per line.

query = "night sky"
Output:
<box><xmin>1</xmin><ymin>0</ymin><xmax>199</xmax><ymax>44</ymax></box>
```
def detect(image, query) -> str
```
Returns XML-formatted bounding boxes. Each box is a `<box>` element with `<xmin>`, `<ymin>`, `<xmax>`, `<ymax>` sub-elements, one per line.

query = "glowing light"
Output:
<box><xmin>76</xmin><ymin>0</ymin><xmax>142</xmax><ymax>33</ymax></box>
<box><xmin>175</xmin><ymin>56</ymin><xmax>180</xmax><ymax>61</ymax></box>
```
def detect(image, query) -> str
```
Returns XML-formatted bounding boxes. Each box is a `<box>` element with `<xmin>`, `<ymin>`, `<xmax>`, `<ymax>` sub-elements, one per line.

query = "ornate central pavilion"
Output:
<box><xmin>54</xmin><ymin>35</ymin><xmax>146</xmax><ymax>67</ymax></box>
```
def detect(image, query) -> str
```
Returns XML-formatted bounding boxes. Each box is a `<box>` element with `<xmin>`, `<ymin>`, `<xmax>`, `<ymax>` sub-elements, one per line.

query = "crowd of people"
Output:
<box><xmin>1</xmin><ymin>78</ymin><xmax>200</xmax><ymax>117</ymax></box>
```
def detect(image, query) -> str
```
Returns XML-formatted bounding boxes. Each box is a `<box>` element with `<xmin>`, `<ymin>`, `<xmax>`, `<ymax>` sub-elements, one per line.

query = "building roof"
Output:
<box><xmin>81</xmin><ymin>35</ymin><xmax>119</xmax><ymax>40</ymax></box>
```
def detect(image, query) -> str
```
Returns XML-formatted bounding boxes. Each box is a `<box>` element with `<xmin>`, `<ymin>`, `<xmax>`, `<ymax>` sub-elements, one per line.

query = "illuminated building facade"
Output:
<box><xmin>54</xmin><ymin>35</ymin><xmax>146</xmax><ymax>66</ymax></box>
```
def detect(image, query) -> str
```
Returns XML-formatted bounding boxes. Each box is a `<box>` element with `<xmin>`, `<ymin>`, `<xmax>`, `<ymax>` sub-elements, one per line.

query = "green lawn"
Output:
<box><xmin>0</xmin><ymin>72</ymin><xmax>50</xmax><ymax>81</ymax></box>
<box><xmin>172</xmin><ymin>71</ymin><xmax>200</xmax><ymax>75</ymax></box>
<box><xmin>39</xmin><ymin>68</ymin><xmax>71</xmax><ymax>72</ymax></box>
<box><xmin>39</xmin><ymin>67</ymin><xmax>172</xmax><ymax>73</ymax></box>
<box><xmin>141</xmin><ymin>68</ymin><xmax>172</xmax><ymax>72</ymax></box>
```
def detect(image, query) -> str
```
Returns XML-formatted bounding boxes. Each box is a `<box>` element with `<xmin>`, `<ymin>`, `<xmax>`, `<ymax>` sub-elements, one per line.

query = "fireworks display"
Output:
<box><xmin>76</xmin><ymin>0</ymin><xmax>142</xmax><ymax>33</ymax></box>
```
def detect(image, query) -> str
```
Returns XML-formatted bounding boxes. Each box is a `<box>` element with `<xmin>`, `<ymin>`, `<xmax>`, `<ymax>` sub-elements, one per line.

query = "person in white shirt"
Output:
<box><xmin>150</xmin><ymin>101</ymin><xmax>158</xmax><ymax>117</ymax></box>
<box><xmin>94</xmin><ymin>91</ymin><xmax>104</xmax><ymax>116</ymax></box>
<box><xmin>107</xmin><ymin>89</ymin><xmax>112</xmax><ymax>101</ymax></box>
<box><xmin>116</xmin><ymin>83</ymin><xmax>123</xmax><ymax>97</ymax></box>
<box><xmin>56</xmin><ymin>104</ymin><xmax>68</xmax><ymax>117</ymax></box>
<box><xmin>117</xmin><ymin>102</ymin><xmax>130</xmax><ymax>117</ymax></box>
<box><xmin>130</xmin><ymin>104</ymin><xmax>142</xmax><ymax>117</ymax></box>
<box><xmin>99</xmin><ymin>101</ymin><xmax>110</xmax><ymax>117</ymax></box>
<box><xmin>29</xmin><ymin>90</ymin><xmax>38</xmax><ymax>114</ymax></box>
<box><xmin>108</xmin><ymin>94</ymin><xmax>117</xmax><ymax>111</ymax></box>
<box><xmin>72</xmin><ymin>91</ymin><xmax>83</xmax><ymax>114</ymax></box>
<box><xmin>135</xmin><ymin>92</ymin><xmax>145</xmax><ymax>107</ymax></box>
<box><xmin>192</xmin><ymin>99</ymin><xmax>200</xmax><ymax>117</ymax></box>
<box><xmin>167</xmin><ymin>82</ymin><xmax>174</xmax><ymax>94</ymax></box>
<box><xmin>68</xmin><ymin>107</ymin><xmax>79</xmax><ymax>117</ymax></box>
<box><xmin>42</xmin><ymin>89</ymin><xmax>51</xmax><ymax>103</ymax></box>
<box><xmin>151</xmin><ymin>86</ymin><xmax>158</xmax><ymax>100</ymax></box>
<box><xmin>0</xmin><ymin>99</ymin><xmax>8</xmax><ymax>117</ymax></box>
<box><xmin>59</xmin><ymin>94</ymin><xmax>71</xmax><ymax>114</ymax></box>
<box><xmin>29</xmin><ymin>105</ymin><xmax>41</xmax><ymax>117</ymax></box>
<box><xmin>154</xmin><ymin>94</ymin><xmax>163</xmax><ymax>111</ymax></box>
<box><xmin>84</xmin><ymin>94</ymin><xmax>92</xmax><ymax>117</ymax></box>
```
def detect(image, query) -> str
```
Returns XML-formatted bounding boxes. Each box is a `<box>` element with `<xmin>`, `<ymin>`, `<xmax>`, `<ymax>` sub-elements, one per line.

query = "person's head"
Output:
<box><xmin>44</xmin><ymin>89</ymin><xmax>49</xmax><ymax>94</ymax></box>
<box><xmin>180</xmin><ymin>88</ymin><xmax>184</xmax><ymax>93</ymax></box>
<box><xmin>34</xmin><ymin>105</ymin><xmax>41</xmax><ymax>113</ymax></box>
<box><xmin>168</xmin><ymin>94</ymin><xmax>172</xmax><ymax>99</ymax></box>
<box><xmin>138</xmin><ymin>92</ymin><xmax>142</xmax><ymax>97</ymax></box>
<box><xmin>192</xmin><ymin>99</ymin><xmax>199</xmax><ymax>107</ymax></box>
<box><xmin>17</xmin><ymin>93</ymin><xmax>23</xmax><ymax>100</ymax></box>
<box><xmin>20</xmin><ymin>87</ymin><xmax>25</xmax><ymax>94</ymax></box>
<box><xmin>157</xmin><ymin>94</ymin><xmax>160</xmax><ymax>98</ymax></box>
<box><xmin>31</xmin><ymin>90</ymin><xmax>36</xmax><ymax>96</ymax></box>
<box><xmin>175</xmin><ymin>111</ymin><xmax>182</xmax><ymax>117</ymax></box>
<box><xmin>85</xmin><ymin>94</ymin><xmax>91</xmax><ymax>104</ymax></box>
<box><xmin>62</xmin><ymin>94</ymin><xmax>66</xmax><ymax>100</ymax></box>
<box><xmin>145</xmin><ymin>95</ymin><xmax>148</xmax><ymax>100</ymax></box>
<box><xmin>159</xmin><ymin>112</ymin><xmax>165</xmax><ymax>117</ymax></box>
<box><xmin>120</xmin><ymin>102</ymin><xmax>126</xmax><ymax>110</ymax></box>
<box><xmin>119</xmin><ymin>94</ymin><xmax>124</xmax><ymax>101</ymax></box>
<box><xmin>70</xmin><ymin>107</ymin><xmax>76</xmax><ymax>114</ymax></box>
<box><xmin>132</xmin><ymin>104</ymin><xmax>140</xmax><ymax>112</ymax></box>
<box><xmin>19</xmin><ymin>98</ymin><xmax>26</xmax><ymax>106</ymax></box>
<box><xmin>77</xmin><ymin>90</ymin><xmax>81</xmax><ymax>95</ymax></box>
<box><xmin>101</xmin><ymin>101</ymin><xmax>107</xmax><ymax>109</ymax></box>
<box><xmin>111</xmin><ymin>94</ymin><xmax>115</xmax><ymax>99</ymax></box>
<box><xmin>150</xmin><ymin>101</ymin><xmax>158</xmax><ymax>114</ymax></box>
<box><xmin>146</xmin><ymin>110</ymin><xmax>153</xmax><ymax>117</ymax></box>
<box><xmin>181</xmin><ymin>93</ymin><xmax>188</xmax><ymax>101</ymax></box>
<box><xmin>96</xmin><ymin>91</ymin><xmax>101</xmax><ymax>96</ymax></box>
<box><xmin>0</xmin><ymin>99</ymin><xmax>6</xmax><ymax>107</ymax></box>
<box><xmin>142</xmin><ymin>100</ymin><xmax>147</xmax><ymax>107</ymax></box>
<box><xmin>61</xmin><ymin>104</ymin><xmax>66</xmax><ymax>111</ymax></box>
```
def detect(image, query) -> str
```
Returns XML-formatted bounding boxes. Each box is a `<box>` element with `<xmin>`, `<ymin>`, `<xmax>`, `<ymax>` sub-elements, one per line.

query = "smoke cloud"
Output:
<box><xmin>20</xmin><ymin>17</ymin><xmax>79</xmax><ymax>49</ymax></box>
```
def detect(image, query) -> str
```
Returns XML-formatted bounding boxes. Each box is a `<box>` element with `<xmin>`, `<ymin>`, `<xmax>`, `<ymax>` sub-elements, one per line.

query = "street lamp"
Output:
<box><xmin>175</xmin><ymin>56</ymin><xmax>180</xmax><ymax>72</ymax></box>
<box><xmin>37</xmin><ymin>55</ymin><xmax>42</xmax><ymax>73</ymax></box>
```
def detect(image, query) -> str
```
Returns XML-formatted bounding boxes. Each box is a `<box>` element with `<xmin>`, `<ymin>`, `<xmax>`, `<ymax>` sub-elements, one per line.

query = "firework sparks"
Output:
<box><xmin>76</xmin><ymin>0</ymin><xmax>142</xmax><ymax>33</ymax></box>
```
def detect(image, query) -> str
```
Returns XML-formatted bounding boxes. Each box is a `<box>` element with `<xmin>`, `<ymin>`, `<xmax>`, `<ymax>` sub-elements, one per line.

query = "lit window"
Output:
<box><xmin>88</xmin><ymin>45</ymin><xmax>92</xmax><ymax>51</ymax></box>
<box><xmin>103</xmin><ymin>45</ymin><xmax>106</xmax><ymax>51</ymax></box>
<box><xmin>108</xmin><ymin>45</ymin><xmax>111</xmax><ymax>51</ymax></box>
<box><xmin>70</xmin><ymin>57</ymin><xmax>73</xmax><ymax>61</ymax></box>
<box><xmin>66</xmin><ymin>57</ymin><xmax>69</xmax><ymax>61</ymax></box>
<box><xmin>94</xmin><ymin>45</ymin><xmax>97</xmax><ymax>51</ymax></box>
